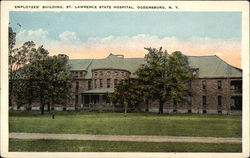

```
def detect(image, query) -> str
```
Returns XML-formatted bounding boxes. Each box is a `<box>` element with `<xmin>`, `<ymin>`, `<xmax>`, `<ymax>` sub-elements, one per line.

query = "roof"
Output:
<box><xmin>68</xmin><ymin>54</ymin><xmax>242</xmax><ymax>79</ymax></box>
<box><xmin>68</xmin><ymin>54</ymin><xmax>145</xmax><ymax>78</ymax></box>
<box><xmin>82</xmin><ymin>88</ymin><xmax>114</xmax><ymax>94</ymax></box>
<box><xmin>187</xmin><ymin>55</ymin><xmax>242</xmax><ymax>78</ymax></box>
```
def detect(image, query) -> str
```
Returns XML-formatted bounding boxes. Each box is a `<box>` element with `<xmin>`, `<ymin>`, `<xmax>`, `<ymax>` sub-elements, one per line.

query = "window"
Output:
<box><xmin>80</xmin><ymin>72</ymin><xmax>83</xmax><ymax>77</ymax></box>
<box><xmin>115</xmin><ymin>72</ymin><xmax>119</xmax><ymax>76</ymax></box>
<box><xmin>88</xmin><ymin>80</ymin><xmax>91</xmax><ymax>90</ymax></box>
<box><xmin>202</xmin><ymin>96</ymin><xmax>207</xmax><ymax>106</ymax></box>
<box><xmin>202</xmin><ymin>80</ymin><xmax>206</xmax><ymax>90</ymax></box>
<box><xmin>94</xmin><ymin>79</ymin><xmax>97</xmax><ymax>88</ymax></box>
<box><xmin>114</xmin><ymin>79</ymin><xmax>118</xmax><ymax>87</ymax></box>
<box><xmin>107</xmin><ymin>71</ymin><xmax>111</xmax><ymax>76</ymax></box>
<box><xmin>76</xmin><ymin>81</ymin><xmax>79</xmax><ymax>90</ymax></box>
<box><xmin>218</xmin><ymin>96</ymin><xmax>222</xmax><ymax>106</ymax></box>
<box><xmin>100</xmin><ymin>71</ymin><xmax>103</xmax><ymax>76</ymax></box>
<box><xmin>188</xmin><ymin>80</ymin><xmax>192</xmax><ymax>87</ymax></box>
<box><xmin>107</xmin><ymin>79</ymin><xmax>110</xmax><ymax>88</ymax></box>
<box><xmin>100</xmin><ymin>79</ymin><xmax>103</xmax><ymax>88</ymax></box>
<box><xmin>94</xmin><ymin>72</ymin><xmax>98</xmax><ymax>76</ymax></box>
<box><xmin>217</xmin><ymin>80</ymin><xmax>222</xmax><ymax>89</ymax></box>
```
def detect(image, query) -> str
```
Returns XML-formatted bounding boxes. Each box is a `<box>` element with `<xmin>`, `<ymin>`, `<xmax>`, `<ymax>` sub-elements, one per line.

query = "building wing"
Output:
<box><xmin>68</xmin><ymin>54</ymin><xmax>242</xmax><ymax>79</ymax></box>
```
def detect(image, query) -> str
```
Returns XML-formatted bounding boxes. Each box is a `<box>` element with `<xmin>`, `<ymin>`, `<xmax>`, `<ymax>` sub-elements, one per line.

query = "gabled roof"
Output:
<box><xmin>187</xmin><ymin>55</ymin><xmax>242</xmax><ymax>78</ymax></box>
<box><xmin>68</xmin><ymin>54</ymin><xmax>145</xmax><ymax>78</ymax></box>
<box><xmin>68</xmin><ymin>54</ymin><xmax>242</xmax><ymax>79</ymax></box>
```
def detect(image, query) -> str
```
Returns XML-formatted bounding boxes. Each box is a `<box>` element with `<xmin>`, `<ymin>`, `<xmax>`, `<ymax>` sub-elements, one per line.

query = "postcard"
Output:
<box><xmin>1</xmin><ymin>1</ymin><xmax>249</xmax><ymax>158</ymax></box>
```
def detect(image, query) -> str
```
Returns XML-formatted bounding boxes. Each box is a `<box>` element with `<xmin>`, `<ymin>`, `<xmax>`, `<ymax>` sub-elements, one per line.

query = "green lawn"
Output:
<box><xmin>9</xmin><ymin>139</ymin><xmax>241</xmax><ymax>152</ymax></box>
<box><xmin>9</xmin><ymin>110</ymin><xmax>242</xmax><ymax>137</ymax></box>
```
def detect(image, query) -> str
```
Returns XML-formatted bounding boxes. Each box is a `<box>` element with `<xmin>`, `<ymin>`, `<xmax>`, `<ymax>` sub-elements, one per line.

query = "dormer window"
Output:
<box><xmin>115</xmin><ymin>72</ymin><xmax>119</xmax><ymax>76</ymax></box>
<box><xmin>191</xmin><ymin>68</ymin><xmax>198</xmax><ymax>77</ymax></box>
<box><xmin>107</xmin><ymin>71</ymin><xmax>111</xmax><ymax>75</ymax></box>
<box><xmin>192</xmin><ymin>71</ymin><xmax>197</xmax><ymax>76</ymax></box>
<box><xmin>94</xmin><ymin>72</ymin><xmax>98</xmax><ymax>76</ymax></box>
<box><xmin>100</xmin><ymin>71</ymin><xmax>103</xmax><ymax>76</ymax></box>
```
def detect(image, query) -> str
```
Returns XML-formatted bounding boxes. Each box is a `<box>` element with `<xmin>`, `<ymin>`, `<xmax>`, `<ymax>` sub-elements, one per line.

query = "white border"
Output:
<box><xmin>1</xmin><ymin>1</ymin><xmax>249</xmax><ymax>158</ymax></box>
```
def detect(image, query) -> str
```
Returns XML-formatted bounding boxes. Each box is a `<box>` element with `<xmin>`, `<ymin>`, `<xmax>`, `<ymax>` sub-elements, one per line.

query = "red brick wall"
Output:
<box><xmin>137</xmin><ymin>78</ymin><xmax>241</xmax><ymax>114</ymax></box>
<box><xmin>91</xmin><ymin>69</ymin><xmax>130</xmax><ymax>89</ymax></box>
<box><xmin>189</xmin><ymin>78</ymin><xmax>231</xmax><ymax>111</ymax></box>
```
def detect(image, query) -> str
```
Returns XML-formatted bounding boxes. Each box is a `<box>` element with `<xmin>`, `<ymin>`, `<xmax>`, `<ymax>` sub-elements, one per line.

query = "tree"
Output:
<box><xmin>9</xmin><ymin>26</ymin><xmax>16</xmax><ymax>108</ymax></box>
<box><xmin>9</xmin><ymin>26</ymin><xmax>72</xmax><ymax>114</ymax></box>
<box><xmin>111</xmin><ymin>79</ymin><xmax>142</xmax><ymax>115</ymax></box>
<box><xmin>9</xmin><ymin>26</ymin><xmax>37</xmax><ymax>107</ymax></box>
<box><xmin>135</xmin><ymin>47</ymin><xmax>192</xmax><ymax>114</ymax></box>
<box><xmin>24</xmin><ymin>48</ymin><xmax>72</xmax><ymax>114</ymax></box>
<box><xmin>167</xmin><ymin>51</ymin><xmax>192</xmax><ymax>110</ymax></box>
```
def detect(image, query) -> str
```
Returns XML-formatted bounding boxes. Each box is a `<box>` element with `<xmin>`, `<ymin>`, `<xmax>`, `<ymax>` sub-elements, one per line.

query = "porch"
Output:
<box><xmin>81</xmin><ymin>88</ymin><xmax>114</xmax><ymax>107</ymax></box>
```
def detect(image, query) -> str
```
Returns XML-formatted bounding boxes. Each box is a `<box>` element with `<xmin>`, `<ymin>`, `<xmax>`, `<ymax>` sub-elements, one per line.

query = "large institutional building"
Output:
<box><xmin>63</xmin><ymin>53</ymin><xmax>242</xmax><ymax>114</ymax></box>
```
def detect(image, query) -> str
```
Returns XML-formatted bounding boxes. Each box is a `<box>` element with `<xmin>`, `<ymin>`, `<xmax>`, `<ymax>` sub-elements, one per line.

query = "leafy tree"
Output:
<box><xmin>167</xmin><ymin>51</ymin><xmax>192</xmax><ymax>109</ymax></box>
<box><xmin>9</xmin><ymin>26</ymin><xmax>72</xmax><ymax>114</ymax></box>
<box><xmin>12</xmin><ymin>81</ymin><xmax>27</xmax><ymax>109</ymax></box>
<box><xmin>111</xmin><ymin>79</ymin><xmax>142</xmax><ymax>115</ymax></box>
<box><xmin>135</xmin><ymin>47</ymin><xmax>192</xmax><ymax>114</ymax></box>
<box><xmin>9</xmin><ymin>26</ymin><xmax>37</xmax><ymax>107</ymax></box>
<box><xmin>24</xmin><ymin>48</ymin><xmax>72</xmax><ymax>114</ymax></box>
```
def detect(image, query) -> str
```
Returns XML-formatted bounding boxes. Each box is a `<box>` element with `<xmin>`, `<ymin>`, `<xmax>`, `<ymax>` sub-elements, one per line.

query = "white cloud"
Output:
<box><xmin>16</xmin><ymin>29</ymin><xmax>82</xmax><ymax>47</ymax></box>
<box><xmin>15</xmin><ymin>30</ymin><xmax>241</xmax><ymax>67</ymax></box>
<box><xmin>59</xmin><ymin>31</ymin><xmax>80</xmax><ymax>42</ymax></box>
<box><xmin>16</xmin><ymin>28</ymin><xmax>50</xmax><ymax>46</ymax></box>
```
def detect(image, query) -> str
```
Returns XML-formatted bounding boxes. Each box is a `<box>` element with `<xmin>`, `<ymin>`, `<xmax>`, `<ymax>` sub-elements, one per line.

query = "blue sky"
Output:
<box><xmin>9</xmin><ymin>11</ymin><xmax>242</xmax><ymax>67</ymax></box>
<box><xmin>10</xmin><ymin>12</ymin><xmax>241</xmax><ymax>40</ymax></box>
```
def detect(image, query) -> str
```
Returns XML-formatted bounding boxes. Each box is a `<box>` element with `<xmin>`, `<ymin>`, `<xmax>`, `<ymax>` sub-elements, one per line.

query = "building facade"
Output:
<box><xmin>66</xmin><ymin>53</ymin><xmax>242</xmax><ymax>114</ymax></box>
<box><xmin>12</xmin><ymin>53</ymin><xmax>242</xmax><ymax>114</ymax></box>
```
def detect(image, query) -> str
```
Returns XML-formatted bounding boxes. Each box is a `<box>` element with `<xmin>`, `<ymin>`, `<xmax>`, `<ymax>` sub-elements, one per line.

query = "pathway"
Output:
<box><xmin>9</xmin><ymin>133</ymin><xmax>241</xmax><ymax>143</ymax></box>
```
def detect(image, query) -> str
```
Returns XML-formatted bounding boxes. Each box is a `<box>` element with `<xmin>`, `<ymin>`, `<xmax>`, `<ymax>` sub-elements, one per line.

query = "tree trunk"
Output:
<box><xmin>41</xmin><ymin>104</ymin><xmax>45</xmax><ymax>115</ymax></box>
<box><xmin>28</xmin><ymin>98</ymin><xmax>32</xmax><ymax>111</ymax></box>
<box><xmin>145</xmin><ymin>99</ymin><xmax>149</xmax><ymax>112</ymax></box>
<box><xmin>47</xmin><ymin>103</ymin><xmax>51</xmax><ymax>112</ymax></box>
<box><xmin>158</xmin><ymin>99</ymin><xmax>164</xmax><ymax>114</ymax></box>
<box><xmin>124</xmin><ymin>102</ymin><xmax>128</xmax><ymax>117</ymax></box>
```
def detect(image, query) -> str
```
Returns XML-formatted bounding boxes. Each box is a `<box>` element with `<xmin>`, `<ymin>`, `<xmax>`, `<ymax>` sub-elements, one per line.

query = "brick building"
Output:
<box><xmin>67</xmin><ymin>53</ymin><xmax>242</xmax><ymax>114</ymax></box>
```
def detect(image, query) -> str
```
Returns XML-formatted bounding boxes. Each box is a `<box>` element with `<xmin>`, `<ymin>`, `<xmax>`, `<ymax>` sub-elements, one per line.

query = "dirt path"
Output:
<box><xmin>9</xmin><ymin>133</ymin><xmax>241</xmax><ymax>143</ymax></box>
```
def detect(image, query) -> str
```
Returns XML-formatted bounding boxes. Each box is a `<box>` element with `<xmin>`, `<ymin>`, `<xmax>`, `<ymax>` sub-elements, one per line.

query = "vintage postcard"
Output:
<box><xmin>1</xmin><ymin>1</ymin><xmax>249</xmax><ymax>158</ymax></box>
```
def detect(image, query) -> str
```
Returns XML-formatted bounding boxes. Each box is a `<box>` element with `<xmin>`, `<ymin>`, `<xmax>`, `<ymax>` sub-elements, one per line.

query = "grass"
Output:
<box><xmin>9</xmin><ymin>139</ymin><xmax>242</xmax><ymax>152</ymax></box>
<box><xmin>9</xmin><ymin>110</ymin><xmax>242</xmax><ymax>137</ymax></box>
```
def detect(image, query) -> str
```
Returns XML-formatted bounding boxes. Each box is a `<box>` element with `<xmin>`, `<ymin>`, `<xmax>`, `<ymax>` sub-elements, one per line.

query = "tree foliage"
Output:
<box><xmin>24</xmin><ymin>52</ymin><xmax>72</xmax><ymax>114</ymax></box>
<box><xmin>135</xmin><ymin>47</ymin><xmax>192</xmax><ymax>114</ymax></box>
<box><xmin>9</xmin><ymin>26</ymin><xmax>36</xmax><ymax>107</ymax></box>
<box><xmin>111</xmin><ymin>79</ymin><xmax>142</xmax><ymax>115</ymax></box>
<box><xmin>9</xmin><ymin>26</ymin><xmax>72</xmax><ymax>114</ymax></box>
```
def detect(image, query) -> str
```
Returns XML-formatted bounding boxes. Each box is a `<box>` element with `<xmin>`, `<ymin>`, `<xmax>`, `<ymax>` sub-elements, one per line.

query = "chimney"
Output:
<box><xmin>58</xmin><ymin>54</ymin><xmax>69</xmax><ymax>60</ymax></box>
